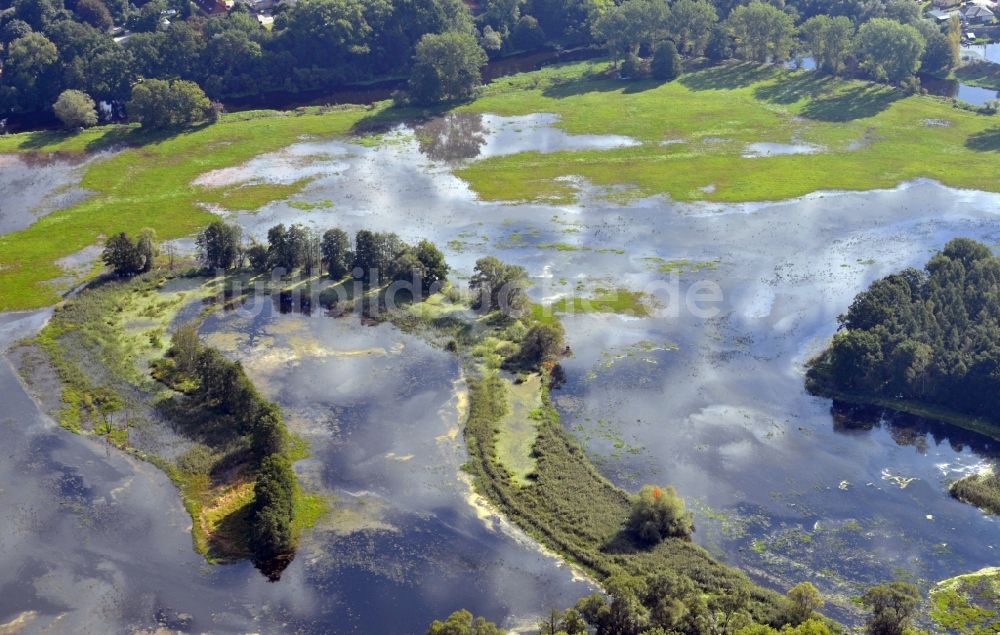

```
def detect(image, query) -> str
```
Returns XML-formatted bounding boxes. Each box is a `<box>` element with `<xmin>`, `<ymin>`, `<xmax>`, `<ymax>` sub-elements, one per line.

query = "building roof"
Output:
<box><xmin>962</xmin><ymin>5</ymin><xmax>995</xmax><ymax>19</ymax></box>
<box><xmin>928</xmin><ymin>8</ymin><xmax>954</xmax><ymax>20</ymax></box>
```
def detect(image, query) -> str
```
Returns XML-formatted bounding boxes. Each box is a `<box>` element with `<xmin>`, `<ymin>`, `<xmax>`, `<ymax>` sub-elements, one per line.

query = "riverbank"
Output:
<box><xmin>13</xmin><ymin>270</ymin><xmax>326</xmax><ymax>569</ymax></box>
<box><xmin>809</xmin><ymin>383</ymin><xmax>1000</xmax><ymax>444</ymax></box>
<box><xmin>949</xmin><ymin>468</ymin><xmax>1000</xmax><ymax>516</ymax></box>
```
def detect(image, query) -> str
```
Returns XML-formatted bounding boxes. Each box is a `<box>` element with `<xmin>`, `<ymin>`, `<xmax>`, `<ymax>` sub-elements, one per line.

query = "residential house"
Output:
<box><xmin>961</xmin><ymin>4</ymin><xmax>996</xmax><ymax>24</ymax></box>
<box><xmin>933</xmin><ymin>0</ymin><xmax>961</xmax><ymax>8</ymax></box>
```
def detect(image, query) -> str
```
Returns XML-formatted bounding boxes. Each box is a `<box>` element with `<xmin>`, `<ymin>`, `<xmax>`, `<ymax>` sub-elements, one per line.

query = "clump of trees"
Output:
<box><xmin>249</xmin><ymin>453</ymin><xmax>296</xmax><ymax>560</ymax></box>
<box><xmin>426</xmin><ymin>609</ymin><xmax>505</xmax><ymax>635</ymax></box>
<box><xmin>164</xmin><ymin>323</ymin><xmax>295</xmax><ymax>564</ymax></box>
<box><xmin>0</xmin><ymin>0</ymin><xmax>965</xmax><ymax>121</ymax></box>
<box><xmin>194</xmin><ymin>220</ymin><xmax>450</xmax><ymax>296</ymax></box>
<box><xmin>469</xmin><ymin>256</ymin><xmax>528</xmax><ymax>314</ymax></box>
<box><xmin>860</xmin><ymin>581</ymin><xmax>920</xmax><ymax>635</ymax></box>
<box><xmin>785</xmin><ymin>582</ymin><xmax>824</xmax><ymax>625</ymax></box>
<box><xmin>808</xmin><ymin>238</ymin><xmax>1000</xmax><ymax>421</ymax></box>
<box><xmin>196</xmin><ymin>220</ymin><xmax>243</xmax><ymax>270</ymax></box>
<box><xmin>626</xmin><ymin>484</ymin><xmax>694</xmax><ymax>544</ymax></box>
<box><xmin>652</xmin><ymin>40</ymin><xmax>682</xmax><ymax>81</ymax></box>
<box><xmin>854</xmin><ymin>18</ymin><xmax>925</xmax><ymax>85</ymax></box>
<box><xmin>727</xmin><ymin>1</ymin><xmax>796</xmax><ymax>63</ymax></box>
<box><xmin>127</xmin><ymin>78</ymin><xmax>212</xmax><ymax>129</ymax></box>
<box><xmin>515</xmin><ymin>321</ymin><xmax>565</xmax><ymax>367</ymax></box>
<box><xmin>950</xmin><ymin>469</ymin><xmax>1000</xmax><ymax>515</ymax></box>
<box><xmin>584</xmin><ymin>0</ymin><xmax>956</xmax><ymax>87</ymax></box>
<box><xmin>101</xmin><ymin>229</ymin><xmax>156</xmax><ymax>276</ymax></box>
<box><xmin>437</xmin><ymin>578</ymin><xmax>933</xmax><ymax>635</ymax></box>
<box><xmin>321</xmin><ymin>228</ymin><xmax>352</xmax><ymax>280</ymax></box>
<box><xmin>799</xmin><ymin>15</ymin><xmax>854</xmax><ymax>74</ymax></box>
<box><xmin>408</xmin><ymin>31</ymin><xmax>488</xmax><ymax>104</ymax></box>
<box><xmin>53</xmin><ymin>88</ymin><xmax>97</xmax><ymax>128</ymax></box>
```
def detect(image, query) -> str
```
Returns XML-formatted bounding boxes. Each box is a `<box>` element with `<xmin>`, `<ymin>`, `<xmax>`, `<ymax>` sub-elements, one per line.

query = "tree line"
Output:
<box><xmin>808</xmin><ymin>238</ymin><xmax>1000</xmax><ymax>422</ymax></box>
<box><xmin>589</xmin><ymin>0</ymin><xmax>959</xmax><ymax>87</ymax></box>
<box><xmin>428</xmin><ymin>578</ymin><xmax>926</xmax><ymax>635</ymax></box>
<box><xmin>165</xmin><ymin>320</ymin><xmax>296</xmax><ymax>564</ymax></box>
<box><xmin>195</xmin><ymin>219</ymin><xmax>450</xmax><ymax>291</ymax></box>
<box><xmin>1</xmin><ymin>0</ymin><xmax>964</xmax><ymax>129</ymax></box>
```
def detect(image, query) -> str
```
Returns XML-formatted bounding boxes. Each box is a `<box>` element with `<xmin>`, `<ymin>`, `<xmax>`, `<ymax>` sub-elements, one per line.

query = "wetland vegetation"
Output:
<box><xmin>15</xmin><ymin>268</ymin><xmax>323</xmax><ymax>575</ymax></box>
<box><xmin>3</xmin><ymin>0</ymin><xmax>1000</xmax><ymax>632</ymax></box>
<box><xmin>6</xmin><ymin>49</ymin><xmax>1000</xmax><ymax>312</ymax></box>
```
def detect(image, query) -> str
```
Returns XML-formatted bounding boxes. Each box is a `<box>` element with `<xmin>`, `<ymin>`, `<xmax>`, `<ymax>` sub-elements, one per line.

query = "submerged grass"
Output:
<box><xmin>930</xmin><ymin>567</ymin><xmax>1000</xmax><ymax>635</ymax></box>
<box><xmin>196</xmin><ymin>178</ymin><xmax>316</xmax><ymax>211</ymax></box>
<box><xmin>533</xmin><ymin>288</ymin><xmax>650</xmax><ymax>325</ymax></box>
<box><xmin>494</xmin><ymin>374</ymin><xmax>543</xmax><ymax>486</ymax></box>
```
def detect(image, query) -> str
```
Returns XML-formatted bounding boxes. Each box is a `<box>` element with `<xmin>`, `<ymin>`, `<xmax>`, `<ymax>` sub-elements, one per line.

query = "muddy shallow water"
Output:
<box><xmin>2</xmin><ymin>112</ymin><xmax>1000</xmax><ymax>631</ymax></box>
<box><xmin>0</xmin><ymin>152</ymin><xmax>102</xmax><ymax>237</ymax></box>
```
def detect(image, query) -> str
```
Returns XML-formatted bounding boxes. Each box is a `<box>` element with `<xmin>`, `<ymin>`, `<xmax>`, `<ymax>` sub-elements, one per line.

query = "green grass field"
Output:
<box><xmin>457</xmin><ymin>60</ymin><xmax>1000</xmax><ymax>204</ymax></box>
<box><xmin>0</xmin><ymin>107</ymin><xmax>370</xmax><ymax>310</ymax></box>
<box><xmin>494</xmin><ymin>374</ymin><xmax>543</xmax><ymax>485</ymax></box>
<box><xmin>4</xmin><ymin>59</ymin><xmax>1000</xmax><ymax>311</ymax></box>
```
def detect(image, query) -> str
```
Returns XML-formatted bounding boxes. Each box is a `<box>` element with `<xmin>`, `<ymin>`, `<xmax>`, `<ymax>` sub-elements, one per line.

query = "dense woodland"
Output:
<box><xmin>0</xmin><ymin>0</ymin><xmax>964</xmax><ymax>126</ymax></box>
<box><xmin>808</xmin><ymin>238</ymin><xmax>1000</xmax><ymax>422</ymax></box>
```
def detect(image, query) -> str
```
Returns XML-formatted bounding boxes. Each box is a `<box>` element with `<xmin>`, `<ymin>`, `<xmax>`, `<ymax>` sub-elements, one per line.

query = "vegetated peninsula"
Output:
<box><xmin>806</xmin><ymin>238</ymin><xmax>1000</xmax><ymax>515</ymax></box>
<box><xmin>13</xmin><ymin>268</ymin><xmax>322</xmax><ymax>578</ymax></box>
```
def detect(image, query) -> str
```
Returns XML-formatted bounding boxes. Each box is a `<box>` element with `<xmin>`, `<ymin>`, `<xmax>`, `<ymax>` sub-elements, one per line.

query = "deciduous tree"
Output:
<box><xmin>726</xmin><ymin>1</ymin><xmax>795</xmax><ymax>63</ymax></box>
<box><xmin>409</xmin><ymin>31</ymin><xmax>488</xmax><ymax>103</ymax></box>
<box><xmin>626</xmin><ymin>484</ymin><xmax>694</xmax><ymax>544</ymax></box>
<box><xmin>854</xmin><ymin>18</ymin><xmax>924</xmax><ymax>85</ymax></box>
<box><xmin>53</xmin><ymin>89</ymin><xmax>98</xmax><ymax>129</ymax></box>
<box><xmin>799</xmin><ymin>15</ymin><xmax>854</xmax><ymax>74</ymax></box>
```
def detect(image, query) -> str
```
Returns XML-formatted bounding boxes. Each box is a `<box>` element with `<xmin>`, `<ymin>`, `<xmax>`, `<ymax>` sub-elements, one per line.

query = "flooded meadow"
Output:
<box><xmin>2</xmin><ymin>111</ymin><xmax>999</xmax><ymax>631</ymax></box>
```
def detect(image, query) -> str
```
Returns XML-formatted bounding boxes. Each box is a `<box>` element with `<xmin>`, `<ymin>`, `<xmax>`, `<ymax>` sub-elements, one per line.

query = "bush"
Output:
<box><xmin>621</xmin><ymin>53</ymin><xmax>643</xmax><ymax>79</ymax></box>
<box><xmin>652</xmin><ymin>41</ymin><xmax>682</xmax><ymax>81</ymax></box>
<box><xmin>861</xmin><ymin>582</ymin><xmax>920</xmax><ymax>635</ymax></box>
<box><xmin>515</xmin><ymin>322</ymin><xmax>565</xmax><ymax>367</ymax></box>
<box><xmin>102</xmin><ymin>231</ymin><xmax>152</xmax><ymax>276</ymax></box>
<box><xmin>53</xmin><ymin>89</ymin><xmax>98</xmax><ymax>129</ymax></box>
<box><xmin>626</xmin><ymin>484</ymin><xmax>694</xmax><ymax>544</ymax></box>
